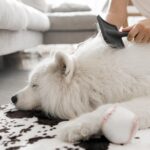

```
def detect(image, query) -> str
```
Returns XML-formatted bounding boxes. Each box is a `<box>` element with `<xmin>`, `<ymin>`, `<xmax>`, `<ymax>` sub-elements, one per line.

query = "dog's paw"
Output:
<box><xmin>58</xmin><ymin>121</ymin><xmax>90</xmax><ymax>143</ymax></box>
<box><xmin>57</xmin><ymin>113</ymin><xmax>101</xmax><ymax>143</ymax></box>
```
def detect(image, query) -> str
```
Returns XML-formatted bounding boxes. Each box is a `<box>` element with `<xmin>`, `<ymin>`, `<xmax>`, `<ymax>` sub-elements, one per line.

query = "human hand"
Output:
<box><xmin>122</xmin><ymin>19</ymin><xmax>150</xmax><ymax>43</ymax></box>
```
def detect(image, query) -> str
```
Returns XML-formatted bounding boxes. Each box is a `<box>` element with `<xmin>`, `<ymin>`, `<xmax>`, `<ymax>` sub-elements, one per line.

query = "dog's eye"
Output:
<box><xmin>31</xmin><ymin>84</ymin><xmax>38</xmax><ymax>88</ymax></box>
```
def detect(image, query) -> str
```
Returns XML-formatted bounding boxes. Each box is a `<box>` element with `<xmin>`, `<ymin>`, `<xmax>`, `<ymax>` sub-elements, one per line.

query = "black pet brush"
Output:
<box><xmin>97</xmin><ymin>15</ymin><xmax>129</xmax><ymax>49</ymax></box>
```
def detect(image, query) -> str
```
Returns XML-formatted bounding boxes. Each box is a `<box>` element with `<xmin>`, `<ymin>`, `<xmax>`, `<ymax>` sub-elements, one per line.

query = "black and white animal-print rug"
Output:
<box><xmin>0</xmin><ymin>104</ymin><xmax>150</xmax><ymax>150</ymax></box>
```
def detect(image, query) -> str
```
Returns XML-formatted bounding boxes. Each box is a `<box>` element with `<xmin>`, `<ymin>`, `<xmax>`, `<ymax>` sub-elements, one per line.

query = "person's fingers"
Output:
<box><xmin>121</xmin><ymin>26</ymin><xmax>133</xmax><ymax>32</ymax></box>
<box><xmin>135</xmin><ymin>27</ymin><xmax>150</xmax><ymax>43</ymax></box>
<box><xmin>127</xmin><ymin>25</ymin><xmax>139</xmax><ymax>41</ymax></box>
<box><xmin>145</xmin><ymin>30</ymin><xmax>150</xmax><ymax>43</ymax></box>
<box><xmin>123</xmin><ymin>22</ymin><xmax>150</xmax><ymax>43</ymax></box>
<box><xmin>142</xmin><ymin>35</ymin><xmax>150</xmax><ymax>43</ymax></box>
<box><xmin>134</xmin><ymin>32</ymin><xmax>145</xmax><ymax>43</ymax></box>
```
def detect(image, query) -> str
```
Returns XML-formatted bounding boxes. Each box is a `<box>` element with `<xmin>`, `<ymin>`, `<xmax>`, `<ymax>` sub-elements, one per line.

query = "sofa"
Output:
<box><xmin>0</xmin><ymin>0</ymin><xmax>105</xmax><ymax>57</ymax></box>
<box><xmin>44</xmin><ymin>0</ymin><xmax>104</xmax><ymax>44</ymax></box>
<box><xmin>0</xmin><ymin>0</ymin><xmax>50</xmax><ymax>56</ymax></box>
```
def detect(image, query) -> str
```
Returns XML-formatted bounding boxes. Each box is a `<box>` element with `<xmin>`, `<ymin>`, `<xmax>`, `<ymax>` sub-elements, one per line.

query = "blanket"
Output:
<box><xmin>0</xmin><ymin>0</ymin><xmax>50</xmax><ymax>31</ymax></box>
<box><xmin>0</xmin><ymin>104</ymin><xmax>150</xmax><ymax>150</ymax></box>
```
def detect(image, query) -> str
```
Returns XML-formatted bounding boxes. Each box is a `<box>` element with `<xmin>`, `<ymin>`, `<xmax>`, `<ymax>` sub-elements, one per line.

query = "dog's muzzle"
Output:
<box><xmin>11</xmin><ymin>95</ymin><xmax>18</xmax><ymax>104</ymax></box>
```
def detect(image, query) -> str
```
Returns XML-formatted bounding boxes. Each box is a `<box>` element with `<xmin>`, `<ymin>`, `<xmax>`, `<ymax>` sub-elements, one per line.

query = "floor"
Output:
<box><xmin>0</xmin><ymin>52</ymin><xmax>41</xmax><ymax>105</ymax></box>
<box><xmin>0</xmin><ymin>44</ymin><xmax>75</xmax><ymax>105</ymax></box>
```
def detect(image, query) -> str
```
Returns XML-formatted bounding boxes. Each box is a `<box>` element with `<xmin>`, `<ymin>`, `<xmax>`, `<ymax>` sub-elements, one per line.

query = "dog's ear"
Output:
<box><xmin>55</xmin><ymin>51</ymin><xmax>75</xmax><ymax>83</ymax></box>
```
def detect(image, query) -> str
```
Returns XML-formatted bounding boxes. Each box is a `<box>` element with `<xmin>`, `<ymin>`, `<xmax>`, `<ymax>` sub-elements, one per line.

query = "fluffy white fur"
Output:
<box><xmin>13</xmin><ymin>33</ymin><xmax>150</xmax><ymax>142</ymax></box>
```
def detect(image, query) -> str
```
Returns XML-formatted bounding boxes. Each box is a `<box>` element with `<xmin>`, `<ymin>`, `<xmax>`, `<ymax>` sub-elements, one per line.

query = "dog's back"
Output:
<box><xmin>72</xmin><ymin>34</ymin><xmax>150</xmax><ymax>104</ymax></box>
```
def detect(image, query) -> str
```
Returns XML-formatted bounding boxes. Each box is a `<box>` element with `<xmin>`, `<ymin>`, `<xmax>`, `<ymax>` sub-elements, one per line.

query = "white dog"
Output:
<box><xmin>12</xmin><ymin>33</ymin><xmax>150</xmax><ymax>142</ymax></box>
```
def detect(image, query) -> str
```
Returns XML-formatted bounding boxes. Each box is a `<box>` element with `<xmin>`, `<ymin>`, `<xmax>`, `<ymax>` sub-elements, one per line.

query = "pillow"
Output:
<box><xmin>49</xmin><ymin>2</ymin><xmax>91</xmax><ymax>12</ymax></box>
<box><xmin>21</xmin><ymin>0</ymin><xmax>48</xmax><ymax>12</ymax></box>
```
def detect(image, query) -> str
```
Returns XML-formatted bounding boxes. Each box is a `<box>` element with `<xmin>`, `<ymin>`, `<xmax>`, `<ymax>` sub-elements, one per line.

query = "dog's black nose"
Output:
<box><xmin>11</xmin><ymin>95</ymin><xmax>18</xmax><ymax>104</ymax></box>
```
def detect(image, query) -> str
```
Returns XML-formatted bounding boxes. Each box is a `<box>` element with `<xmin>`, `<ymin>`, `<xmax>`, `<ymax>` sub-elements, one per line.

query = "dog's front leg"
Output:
<box><xmin>58</xmin><ymin>96</ymin><xmax>150</xmax><ymax>143</ymax></box>
<box><xmin>57</xmin><ymin>104</ymin><xmax>112</xmax><ymax>142</ymax></box>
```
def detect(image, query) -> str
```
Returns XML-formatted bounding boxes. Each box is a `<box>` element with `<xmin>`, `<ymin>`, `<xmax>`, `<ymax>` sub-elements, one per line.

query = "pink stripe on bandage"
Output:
<box><xmin>101</xmin><ymin>105</ymin><xmax>118</xmax><ymax>129</ymax></box>
<box><xmin>126</xmin><ymin>116</ymin><xmax>139</xmax><ymax>144</ymax></box>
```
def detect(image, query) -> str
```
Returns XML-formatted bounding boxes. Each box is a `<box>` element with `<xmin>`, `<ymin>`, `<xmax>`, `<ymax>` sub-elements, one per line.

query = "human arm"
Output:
<box><xmin>106</xmin><ymin>0</ymin><xmax>129</xmax><ymax>28</ymax></box>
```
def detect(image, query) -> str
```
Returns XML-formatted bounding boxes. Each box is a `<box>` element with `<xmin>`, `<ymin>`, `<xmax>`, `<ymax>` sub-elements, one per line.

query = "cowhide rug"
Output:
<box><xmin>0</xmin><ymin>104</ymin><xmax>150</xmax><ymax>150</ymax></box>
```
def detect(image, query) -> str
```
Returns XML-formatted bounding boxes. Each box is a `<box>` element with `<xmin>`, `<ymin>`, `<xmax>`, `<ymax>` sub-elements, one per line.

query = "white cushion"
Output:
<box><xmin>21</xmin><ymin>0</ymin><xmax>48</xmax><ymax>12</ymax></box>
<box><xmin>0</xmin><ymin>0</ymin><xmax>50</xmax><ymax>31</ymax></box>
<box><xmin>0</xmin><ymin>0</ymin><xmax>28</xmax><ymax>30</ymax></box>
<box><xmin>23</xmin><ymin>4</ymin><xmax>50</xmax><ymax>31</ymax></box>
<box><xmin>49</xmin><ymin>2</ymin><xmax>91</xmax><ymax>12</ymax></box>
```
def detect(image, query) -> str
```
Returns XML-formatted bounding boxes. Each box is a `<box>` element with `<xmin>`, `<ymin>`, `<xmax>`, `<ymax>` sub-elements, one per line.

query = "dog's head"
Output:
<box><xmin>11</xmin><ymin>51</ymin><xmax>76</xmax><ymax>118</ymax></box>
<box><xmin>11</xmin><ymin>34</ymin><xmax>107</xmax><ymax>119</ymax></box>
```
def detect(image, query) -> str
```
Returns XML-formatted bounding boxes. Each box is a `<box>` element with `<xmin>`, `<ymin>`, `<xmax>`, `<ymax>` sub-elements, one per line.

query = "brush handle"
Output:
<box><xmin>106</xmin><ymin>29</ymin><xmax>128</xmax><ymax>38</ymax></box>
<box><xmin>117</xmin><ymin>31</ymin><xmax>129</xmax><ymax>37</ymax></box>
